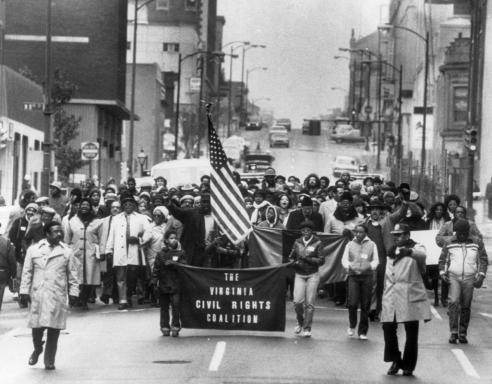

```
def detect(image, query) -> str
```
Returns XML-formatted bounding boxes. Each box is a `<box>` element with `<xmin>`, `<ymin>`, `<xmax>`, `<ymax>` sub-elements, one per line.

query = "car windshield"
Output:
<box><xmin>336</xmin><ymin>158</ymin><xmax>356</xmax><ymax>166</ymax></box>
<box><xmin>272</xmin><ymin>133</ymin><xmax>287</xmax><ymax>139</ymax></box>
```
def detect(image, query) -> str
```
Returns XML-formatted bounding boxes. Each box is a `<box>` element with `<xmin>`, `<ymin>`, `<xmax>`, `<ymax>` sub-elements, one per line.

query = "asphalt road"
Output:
<box><xmin>2</xmin><ymin>128</ymin><xmax>492</xmax><ymax>383</ymax></box>
<box><xmin>241</xmin><ymin>126</ymin><xmax>382</xmax><ymax>181</ymax></box>
<box><xmin>2</xmin><ymin>282</ymin><xmax>492</xmax><ymax>384</ymax></box>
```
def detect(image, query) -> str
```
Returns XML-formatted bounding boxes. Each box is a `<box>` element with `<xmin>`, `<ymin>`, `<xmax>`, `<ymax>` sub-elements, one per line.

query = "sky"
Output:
<box><xmin>217</xmin><ymin>0</ymin><xmax>389</xmax><ymax>127</ymax></box>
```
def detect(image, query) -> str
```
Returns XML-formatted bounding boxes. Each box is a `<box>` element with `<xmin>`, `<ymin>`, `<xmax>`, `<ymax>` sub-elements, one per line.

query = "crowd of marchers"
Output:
<box><xmin>0</xmin><ymin>168</ymin><xmax>488</xmax><ymax>375</ymax></box>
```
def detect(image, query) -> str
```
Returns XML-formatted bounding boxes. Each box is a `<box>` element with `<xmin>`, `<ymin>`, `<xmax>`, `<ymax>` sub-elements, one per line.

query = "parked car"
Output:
<box><xmin>270</xmin><ymin>132</ymin><xmax>290</xmax><ymax>148</ymax></box>
<box><xmin>275</xmin><ymin>118</ymin><xmax>291</xmax><ymax>131</ymax></box>
<box><xmin>243</xmin><ymin>153</ymin><xmax>275</xmax><ymax>173</ymax></box>
<box><xmin>332</xmin><ymin>155</ymin><xmax>359</xmax><ymax>178</ymax></box>
<box><xmin>330</xmin><ymin>125</ymin><xmax>365</xmax><ymax>144</ymax></box>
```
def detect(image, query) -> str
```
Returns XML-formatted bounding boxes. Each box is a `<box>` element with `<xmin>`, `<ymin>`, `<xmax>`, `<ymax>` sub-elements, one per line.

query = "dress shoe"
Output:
<box><xmin>118</xmin><ymin>303</ymin><xmax>129</xmax><ymax>310</ymax></box>
<box><xmin>459</xmin><ymin>335</ymin><xmax>468</xmax><ymax>344</ymax></box>
<box><xmin>387</xmin><ymin>361</ymin><xmax>400</xmax><ymax>375</ymax></box>
<box><xmin>99</xmin><ymin>295</ymin><xmax>110</xmax><ymax>305</ymax></box>
<box><xmin>45</xmin><ymin>363</ymin><xmax>56</xmax><ymax>370</ymax></box>
<box><xmin>402</xmin><ymin>370</ymin><xmax>413</xmax><ymax>376</ymax></box>
<box><xmin>161</xmin><ymin>328</ymin><xmax>170</xmax><ymax>336</ymax></box>
<box><xmin>28</xmin><ymin>342</ymin><xmax>45</xmax><ymax>366</ymax></box>
<box><xmin>449</xmin><ymin>333</ymin><xmax>458</xmax><ymax>344</ymax></box>
<box><xmin>88</xmin><ymin>298</ymin><xmax>96</xmax><ymax>304</ymax></box>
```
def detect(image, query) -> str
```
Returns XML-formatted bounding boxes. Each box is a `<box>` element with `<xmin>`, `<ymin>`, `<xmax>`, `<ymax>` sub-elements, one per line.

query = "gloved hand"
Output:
<box><xmin>69</xmin><ymin>295</ymin><xmax>79</xmax><ymax>307</ymax></box>
<box><xmin>342</xmin><ymin>228</ymin><xmax>354</xmax><ymax>240</ymax></box>
<box><xmin>127</xmin><ymin>236</ymin><xmax>140</xmax><ymax>245</ymax></box>
<box><xmin>19</xmin><ymin>294</ymin><xmax>30</xmax><ymax>306</ymax></box>
<box><xmin>398</xmin><ymin>248</ymin><xmax>413</xmax><ymax>257</ymax></box>
<box><xmin>99</xmin><ymin>253</ymin><xmax>106</xmax><ymax>262</ymax></box>
<box><xmin>440</xmin><ymin>273</ymin><xmax>449</xmax><ymax>284</ymax></box>
<box><xmin>8</xmin><ymin>278</ymin><xmax>15</xmax><ymax>293</ymax></box>
<box><xmin>473</xmin><ymin>274</ymin><xmax>485</xmax><ymax>289</ymax></box>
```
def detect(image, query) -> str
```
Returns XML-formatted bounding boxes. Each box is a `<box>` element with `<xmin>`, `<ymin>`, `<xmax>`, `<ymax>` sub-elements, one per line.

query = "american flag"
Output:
<box><xmin>207</xmin><ymin>111</ymin><xmax>252</xmax><ymax>244</ymax></box>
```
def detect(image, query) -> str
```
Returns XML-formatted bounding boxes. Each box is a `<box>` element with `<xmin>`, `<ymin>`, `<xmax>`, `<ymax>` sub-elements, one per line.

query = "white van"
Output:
<box><xmin>151</xmin><ymin>159</ymin><xmax>211</xmax><ymax>187</ymax></box>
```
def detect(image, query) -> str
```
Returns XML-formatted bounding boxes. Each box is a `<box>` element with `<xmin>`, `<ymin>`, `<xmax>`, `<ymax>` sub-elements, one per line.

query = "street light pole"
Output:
<box><xmin>397</xmin><ymin>64</ymin><xmax>403</xmax><ymax>183</ymax></box>
<box><xmin>128</xmin><ymin>1</ymin><xmax>138</xmax><ymax>177</ymax></box>
<box><xmin>128</xmin><ymin>0</ymin><xmax>155</xmax><ymax>177</ymax></box>
<box><xmin>239</xmin><ymin>44</ymin><xmax>266</xmax><ymax>127</ymax></box>
<box><xmin>378</xmin><ymin>24</ymin><xmax>429</xmax><ymax>181</ymax></box>
<box><xmin>174</xmin><ymin>53</ymin><xmax>182</xmax><ymax>160</ymax></box>
<box><xmin>245</xmin><ymin>67</ymin><xmax>267</xmax><ymax>123</ymax></box>
<box><xmin>41</xmin><ymin>0</ymin><xmax>53</xmax><ymax>196</ymax></box>
<box><xmin>174</xmin><ymin>50</ymin><xmax>224</xmax><ymax>160</ymax></box>
<box><xmin>421</xmin><ymin>31</ymin><xmax>429</xmax><ymax>178</ymax></box>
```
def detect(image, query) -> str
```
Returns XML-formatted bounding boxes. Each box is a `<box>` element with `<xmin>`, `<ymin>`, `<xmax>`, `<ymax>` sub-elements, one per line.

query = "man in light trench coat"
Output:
<box><xmin>381</xmin><ymin>223</ymin><xmax>431</xmax><ymax>377</ymax></box>
<box><xmin>19</xmin><ymin>221</ymin><xmax>79</xmax><ymax>370</ymax></box>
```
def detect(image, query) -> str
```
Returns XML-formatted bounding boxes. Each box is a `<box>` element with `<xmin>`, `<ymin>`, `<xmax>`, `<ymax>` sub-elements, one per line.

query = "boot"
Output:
<box><xmin>28</xmin><ymin>341</ymin><xmax>45</xmax><ymax>366</ymax></box>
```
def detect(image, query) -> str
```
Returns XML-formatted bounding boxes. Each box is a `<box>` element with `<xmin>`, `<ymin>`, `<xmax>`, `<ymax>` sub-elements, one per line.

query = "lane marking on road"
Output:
<box><xmin>451</xmin><ymin>349</ymin><xmax>480</xmax><ymax>378</ymax></box>
<box><xmin>430</xmin><ymin>305</ymin><xmax>442</xmax><ymax>320</ymax></box>
<box><xmin>208</xmin><ymin>341</ymin><xmax>226</xmax><ymax>371</ymax></box>
<box><xmin>479</xmin><ymin>312</ymin><xmax>492</xmax><ymax>319</ymax></box>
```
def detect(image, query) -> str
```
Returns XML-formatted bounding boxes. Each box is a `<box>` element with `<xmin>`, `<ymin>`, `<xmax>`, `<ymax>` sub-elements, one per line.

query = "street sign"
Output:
<box><xmin>189</xmin><ymin>77</ymin><xmax>201</xmax><ymax>92</ymax></box>
<box><xmin>23</xmin><ymin>102</ymin><xmax>44</xmax><ymax>111</ymax></box>
<box><xmin>81</xmin><ymin>141</ymin><xmax>99</xmax><ymax>160</ymax></box>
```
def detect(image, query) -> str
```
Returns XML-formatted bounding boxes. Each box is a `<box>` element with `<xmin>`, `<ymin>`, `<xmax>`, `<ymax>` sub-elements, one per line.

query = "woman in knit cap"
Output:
<box><xmin>64</xmin><ymin>197</ymin><xmax>103</xmax><ymax>309</ymax></box>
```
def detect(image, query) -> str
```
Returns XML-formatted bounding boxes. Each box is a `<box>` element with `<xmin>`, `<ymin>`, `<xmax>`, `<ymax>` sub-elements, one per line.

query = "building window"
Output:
<box><xmin>453</xmin><ymin>86</ymin><xmax>468</xmax><ymax>123</ymax></box>
<box><xmin>34</xmin><ymin>140</ymin><xmax>40</xmax><ymax>150</ymax></box>
<box><xmin>156</xmin><ymin>0</ymin><xmax>169</xmax><ymax>10</ymax></box>
<box><xmin>163</xmin><ymin>43</ymin><xmax>180</xmax><ymax>52</ymax></box>
<box><xmin>185</xmin><ymin>0</ymin><xmax>198</xmax><ymax>11</ymax></box>
<box><xmin>127</xmin><ymin>41</ymin><xmax>131</xmax><ymax>50</ymax></box>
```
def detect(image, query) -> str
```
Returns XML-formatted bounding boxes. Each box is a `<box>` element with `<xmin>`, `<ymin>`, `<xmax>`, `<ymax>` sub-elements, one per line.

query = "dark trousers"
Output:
<box><xmin>159</xmin><ymin>292</ymin><xmax>181</xmax><ymax>330</ymax></box>
<box><xmin>383</xmin><ymin>320</ymin><xmax>419</xmax><ymax>372</ymax></box>
<box><xmin>32</xmin><ymin>327</ymin><xmax>60</xmax><ymax>366</ymax></box>
<box><xmin>79</xmin><ymin>284</ymin><xmax>95</xmax><ymax>305</ymax></box>
<box><xmin>334</xmin><ymin>281</ymin><xmax>347</xmax><ymax>304</ymax></box>
<box><xmin>114</xmin><ymin>265</ymin><xmax>145</xmax><ymax>304</ymax></box>
<box><xmin>347</xmin><ymin>274</ymin><xmax>372</xmax><ymax>335</ymax></box>
<box><xmin>101</xmin><ymin>254</ymin><xmax>118</xmax><ymax>302</ymax></box>
<box><xmin>441</xmin><ymin>280</ymin><xmax>449</xmax><ymax>304</ymax></box>
<box><xmin>0</xmin><ymin>281</ymin><xmax>6</xmax><ymax>311</ymax></box>
<box><xmin>488</xmin><ymin>198</ymin><xmax>492</xmax><ymax>219</ymax></box>
<box><xmin>0</xmin><ymin>270</ymin><xmax>9</xmax><ymax>311</ymax></box>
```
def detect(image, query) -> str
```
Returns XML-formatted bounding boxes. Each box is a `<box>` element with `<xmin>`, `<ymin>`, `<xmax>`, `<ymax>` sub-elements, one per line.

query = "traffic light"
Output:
<box><xmin>464</xmin><ymin>127</ymin><xmax>478</xmax><ymax>152</ymax></box>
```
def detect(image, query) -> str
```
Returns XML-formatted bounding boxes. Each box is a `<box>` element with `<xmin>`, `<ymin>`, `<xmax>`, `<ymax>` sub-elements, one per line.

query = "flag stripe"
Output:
<box><xmin>217</xmin><ymin>165</ymin><xmax>249</xmax><ymax>208</ymax></box>
<box><xmin>211</xmin><ymin>204</ymin><xmax>242</xmax><ymax>243</ymax></box>
<box><xmin>211</xmin><ymin>179</ymin><xmax>250</xmax><ymax>237</ymax></box>
<box><xmin>207</xmin><ymin>111</ymin><xmax>252</xmax><ymax>244</ymax></box>
<box><xmin>211</xmin><ymin>168</ymin><xmax>251</xmax><ymax>230</ymax></box>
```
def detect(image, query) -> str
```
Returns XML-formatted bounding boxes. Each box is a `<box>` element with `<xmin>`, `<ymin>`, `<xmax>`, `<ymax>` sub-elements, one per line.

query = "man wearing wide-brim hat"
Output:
<box><xmin>381</xmin><ymin>223</ymin><xmax>431</xmax><ymax>377</ymax></box>
<box><xmin>105</xmin><ymin>192</ymin><xmax>152</xmax><ymax>310</ymax></box>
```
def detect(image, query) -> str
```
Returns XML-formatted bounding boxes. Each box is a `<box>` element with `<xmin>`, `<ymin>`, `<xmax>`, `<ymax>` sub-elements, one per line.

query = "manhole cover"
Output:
<box><xmin>152</xmin><ymin>360</ymin><xmax>191</xmax><ymax>364</ymax></box>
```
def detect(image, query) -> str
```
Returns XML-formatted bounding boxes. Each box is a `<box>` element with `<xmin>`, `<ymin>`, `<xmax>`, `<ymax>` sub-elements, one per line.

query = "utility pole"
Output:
<box><xmin>41</xmin><ymin>0</ymin><xmax>53</xmax><ymax>196</ymax></box>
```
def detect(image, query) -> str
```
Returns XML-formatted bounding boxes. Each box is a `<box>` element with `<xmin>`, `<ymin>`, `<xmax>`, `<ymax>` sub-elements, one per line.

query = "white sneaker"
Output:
<box><xmin>347</xmin><ymin>328</ymin><xmax>355</xmax><ymax>337</ymax></box>
<box><xmin>302</xmin><ymin>329</ymin><xmax>312</xmax><ymax>338</ymax></box>
<box><xmin>359</xmin><ymin>334</ymin><xmax>368</xmax><ymax>340</ymax></box>
<box><xmin>294</xmin><ymin>325</ymin><xmax>302</xmax><ymax>335</ymax></box>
